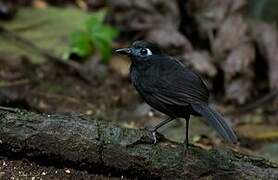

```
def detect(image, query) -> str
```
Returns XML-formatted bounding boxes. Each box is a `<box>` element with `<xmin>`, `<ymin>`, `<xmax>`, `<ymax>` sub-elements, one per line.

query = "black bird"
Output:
<box><xmin>115</xmin><ymin>41</ymin><xmax>237</xmax><ymax>148</ymax></box>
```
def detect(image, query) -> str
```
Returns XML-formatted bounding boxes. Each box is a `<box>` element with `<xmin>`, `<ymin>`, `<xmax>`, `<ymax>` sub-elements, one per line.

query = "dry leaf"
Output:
<box><xmin>184</xmin><ymin>51</ymin><xmax>217</xmax><ymax>77</ymax></box>
<box><xmin>109</xmin><ymin>0</ymin><xmax>179</xmax><ymax>31</ymax></box>
<box><xmin>190</xmin><ymin>0</ymin><xmax>247</xmax><ymax>34</ymax></box>
<box><xmin>109</xmin><ymin>56</ymin><xmax>131</xmax><ymax>77</ymax></box>
<box><xmin>237</xmin><ymin>124</ymin><xmax>278</xmax><ymax>140</ymax></box>
<box><xmin>146</xmin><ymin>26</ymin><xmax>193</xmax><ymax>54</ymax></box>
<box><xmin>226</xmin><ymin>78</ymin><xmax>252</xmax><ymax>104</ymax></box>
<box><xmin>32</xmin><ymin>0</ymin><xmax>47</xmax><ymax>9</ymax></box>
<box><xmin>251</xmin><ymin>22</ymin><xmax>278</xmax><ymax>90</ymax></box>
<box><xmin>212</xmin><ymin>14</ymin><xmax>250</xmax><ymax>58</ymax></box>
<box><xmin>222</xmin><ymin>43</ymin><xmax>255</xmax><ymax>80</ymax></box>
<box><xmin>229</xmin><ymin>0</ymin><xmax>247</xmax><ymax>12</ymax></box>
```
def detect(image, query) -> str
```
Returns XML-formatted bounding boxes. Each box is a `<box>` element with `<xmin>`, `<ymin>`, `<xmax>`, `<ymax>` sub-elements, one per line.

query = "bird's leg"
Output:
<box><xmin>184</xmin><ymin>116</ymin><xmax>190</xmax><ymax>150</ymax></box>
<box><xmin>149</xmin><ymin>117</ymin><xmax>174</xmax><ymax>144</ymax></box>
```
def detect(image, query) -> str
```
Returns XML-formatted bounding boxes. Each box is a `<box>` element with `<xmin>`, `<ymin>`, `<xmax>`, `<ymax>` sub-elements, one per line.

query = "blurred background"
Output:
<box><xmin>0</xmin><ymin>0</ymin><xmax>277</xmax><ymax>166</ymax></box>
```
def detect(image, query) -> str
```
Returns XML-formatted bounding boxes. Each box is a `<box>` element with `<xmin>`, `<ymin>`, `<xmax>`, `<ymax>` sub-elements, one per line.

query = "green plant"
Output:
<box><xmin>67</xmin><ymin>10</ymin><xmax>118</xmax><ymax>63</ymax></box>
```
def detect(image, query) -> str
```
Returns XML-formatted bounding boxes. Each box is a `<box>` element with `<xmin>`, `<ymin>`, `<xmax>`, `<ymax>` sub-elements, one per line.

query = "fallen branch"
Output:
<box><xmin>0</xmin><ymin>108</ymin><xmax>277</xmax><ymax>179</ymax></box>
<box><xmin>226</xmin><ymin>89</ymin><xmax>278</xmax><ymax>116</ymax></box>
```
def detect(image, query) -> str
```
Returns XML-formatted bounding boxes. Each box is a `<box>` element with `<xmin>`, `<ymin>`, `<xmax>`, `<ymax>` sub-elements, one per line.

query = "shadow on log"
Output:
<box><xmin>0</xmin><ymin>107</ymin><xmax>277</xmax><ymax>179</ymax></box>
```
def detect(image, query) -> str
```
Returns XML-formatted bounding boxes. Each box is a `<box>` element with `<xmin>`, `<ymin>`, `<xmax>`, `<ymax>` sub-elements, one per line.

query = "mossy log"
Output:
<box><xmin>0</xmin><ymin>108</ymin><xmax>277</xmax><ymax>179</ymax></box>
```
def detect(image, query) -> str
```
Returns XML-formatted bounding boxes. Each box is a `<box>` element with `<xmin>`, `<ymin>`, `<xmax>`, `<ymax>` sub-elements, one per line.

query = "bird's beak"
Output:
<box><xmin>115</xmin><ymin>48</ymin><xmax>132</xmax><ymax>55</ymax></box>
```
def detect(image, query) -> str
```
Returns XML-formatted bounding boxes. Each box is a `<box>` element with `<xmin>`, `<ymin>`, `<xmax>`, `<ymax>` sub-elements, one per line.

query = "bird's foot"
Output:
<box><xmin>146</xmin><ymin>127</ymin><xmax>158</xmax><ymax>144</ymax></box>
<box><xmin>151</xmin><ymin>130</ymin><xmax>158</xmax><ymax>144</ymax></box>
<box><xmin>183</xmin><ymin>139</ymin><xmax>190</xmax><ymax>156</ymax></box>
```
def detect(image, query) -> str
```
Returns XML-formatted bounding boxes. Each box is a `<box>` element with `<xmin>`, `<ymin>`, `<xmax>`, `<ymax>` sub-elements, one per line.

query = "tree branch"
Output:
<box><xmin>0</xmin><ymin>108</ymin><xmax>277</xmax><ymax>179</ymax></box>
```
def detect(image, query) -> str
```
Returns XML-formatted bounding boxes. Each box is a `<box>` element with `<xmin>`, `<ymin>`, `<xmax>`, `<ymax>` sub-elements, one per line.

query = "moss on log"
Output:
<box><xmin>0</xmin><ymin>108</ymin><xmax>277</xmax><ymax>179</ymax></box>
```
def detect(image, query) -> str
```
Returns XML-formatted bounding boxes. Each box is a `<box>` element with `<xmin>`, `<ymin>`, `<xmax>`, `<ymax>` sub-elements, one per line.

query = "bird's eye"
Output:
<box><xmin>140</xmin><ymin>48</ymin><xmax>152</xmax><ymax>56</ymax></box>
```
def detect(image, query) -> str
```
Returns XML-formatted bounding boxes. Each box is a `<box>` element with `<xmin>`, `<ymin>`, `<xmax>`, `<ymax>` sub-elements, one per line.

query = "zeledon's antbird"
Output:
<box><xmin>115</xmin><ymin>41</ymin><xmax>237</xmax><ymax>148</ymax></box>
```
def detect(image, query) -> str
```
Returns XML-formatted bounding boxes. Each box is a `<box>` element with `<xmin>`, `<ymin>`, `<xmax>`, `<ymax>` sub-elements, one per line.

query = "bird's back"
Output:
<box><xmin>130</xmin><ymin>55</ymin><xmax>209</xmax><ymax>117</ymax></box>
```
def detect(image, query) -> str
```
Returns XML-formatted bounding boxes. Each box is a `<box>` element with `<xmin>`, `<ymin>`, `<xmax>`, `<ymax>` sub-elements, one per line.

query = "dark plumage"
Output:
<box><xmin>115</xmin><ymin>41</ymin><xmax>237</xmax><ymax>148</ymax></box>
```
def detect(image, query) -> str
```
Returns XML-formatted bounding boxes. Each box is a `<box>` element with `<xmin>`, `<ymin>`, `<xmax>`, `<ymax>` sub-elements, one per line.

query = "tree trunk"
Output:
<box><xmin>0</xmin><ymin>107</ymin><xmax>277</xmax><ymax>179</ymax></box>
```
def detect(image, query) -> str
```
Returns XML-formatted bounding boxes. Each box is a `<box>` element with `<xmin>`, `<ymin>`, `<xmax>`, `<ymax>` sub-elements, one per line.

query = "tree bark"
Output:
<box><xmin>0</xmin><ymin>108</ymin><xmax>277</xmax><ymax>179</ymax></box>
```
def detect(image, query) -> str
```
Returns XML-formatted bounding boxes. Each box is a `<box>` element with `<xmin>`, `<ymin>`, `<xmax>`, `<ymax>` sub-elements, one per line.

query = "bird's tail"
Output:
<box><xmin>191</xmin><ymin>104</ymin><xmax>237</xmax><ymax>143</ymax></box>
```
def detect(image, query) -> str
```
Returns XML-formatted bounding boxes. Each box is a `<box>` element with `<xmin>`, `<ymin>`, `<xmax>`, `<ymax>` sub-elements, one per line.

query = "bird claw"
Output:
<box><xmin>145</xmin><ymin>127</ymin><xmax>158</xmax><ymax>144</ymax></box>
<box><xmin>151</xmin><ymin>131</ymin><xmax>157</xmax><ymax>144</ymax></box>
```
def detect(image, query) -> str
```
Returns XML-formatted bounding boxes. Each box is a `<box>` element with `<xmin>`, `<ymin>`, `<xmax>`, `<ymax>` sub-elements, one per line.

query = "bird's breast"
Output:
<box><xmin>130</xmin><ymin>65</ymin><xmax>159</xmax><ymax>90</ymax></box>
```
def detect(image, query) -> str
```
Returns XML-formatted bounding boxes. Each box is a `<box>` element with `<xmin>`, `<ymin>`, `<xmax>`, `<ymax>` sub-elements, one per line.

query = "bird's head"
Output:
<box><xmin>115</xmin><ymin>41</ymin><xmax>163</xmax><ymax>61</ymax></box>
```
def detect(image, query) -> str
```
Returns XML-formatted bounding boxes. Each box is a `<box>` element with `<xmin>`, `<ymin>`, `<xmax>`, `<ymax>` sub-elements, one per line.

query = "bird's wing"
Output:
<box><xmin>145</xmin><ymin>57</ymin><xmax>209</xmax><ymax>106</ymax></box>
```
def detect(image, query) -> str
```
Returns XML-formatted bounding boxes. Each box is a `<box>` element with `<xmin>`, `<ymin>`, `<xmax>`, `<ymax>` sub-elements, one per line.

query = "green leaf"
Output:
<box><xmin>103</xmin><ymin>25</ymin><xmax>119</xmax><ymax>38</ymax></box>
<box><xmin>89</xmin><ymin>25</ymin><xmax>119</xmax><ymax>62</ymax></box>
<box><xmin>66</xmin><ymin>9</ymin><xmax>119</xmax><ymax>62</ymax></box>
<box><xmin>85</xmin><ymin>10</ymin><xmax>107</xmax><ymax>32</ymax></box>
<box><xmin>93</xmin><ymin>25</ymin><xmax>118</xmax><ymax>42</ymax></box>
<box><xmin>69</xmin><ymin>30</ymin><xmax>92</xmax><ymax>58</ymax></box>
<box><xmin>92</xmin><ymin>37</ymin><xmax>111</xmax><ymax>63</ymax></box>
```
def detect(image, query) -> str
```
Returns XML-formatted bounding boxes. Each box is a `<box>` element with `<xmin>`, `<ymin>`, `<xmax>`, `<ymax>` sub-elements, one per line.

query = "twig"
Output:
<box><xmin>0</xmin><ymin>106</ymin><xmax>18</xmax><ymax>112</ymax></box>
<box><xmin>226</xmin><ymin>89</ymin><xmax>278</xmax><ymax>116</ymax></box>
<box><xmin>33</xmin><ymin>91</ymin><xmax>96</xmax><ymax>110</ymax></box>
<box><xmin>11</xmin><ymin>21</ymin><xmax>49</xmax><ymax>32</ymax></box>
<box><xmin>0</xmin><ymin>79</ymin><xmax>30</xmax><ymax>88</ymax></box>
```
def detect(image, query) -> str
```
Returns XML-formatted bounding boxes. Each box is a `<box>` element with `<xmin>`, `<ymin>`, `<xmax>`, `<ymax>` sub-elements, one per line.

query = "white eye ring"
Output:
<box><xmin>140</xmin><ymin>48</ymin><xmax>153</xmax><ymax>56</ymax></box>
<box><xmin>146</xmin><ymin>48</ymin><xmax>152</xmax><ymax>56</ymax></box>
